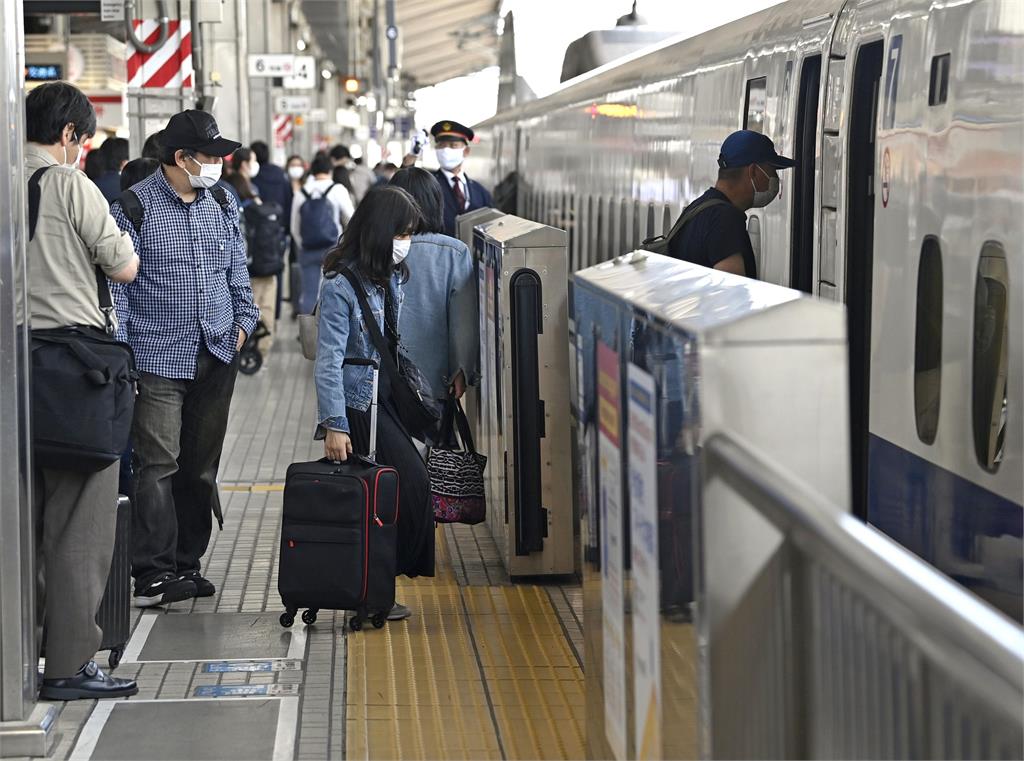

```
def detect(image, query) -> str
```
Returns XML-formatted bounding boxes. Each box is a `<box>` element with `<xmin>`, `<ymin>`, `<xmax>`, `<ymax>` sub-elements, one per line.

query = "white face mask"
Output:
<box><xmin>392</xmin><ymin>238</ymin><xmax>412</xmax><ymax>265</ymax></box>
<box><xmin>287</xmin><ymin>165</ymin><xmax>305</xmax><ymax>180</ymax></box>
<box><xmin>436</xmin><ymin>146</ymin><xmax>465</xmax><ymax>171</ymax></box>
<box><xmin>249</xmin><ymin>160</ymin><xmax>260</xmax><ymax>178</ymax></box>
<box><xmin>63</xmin><ymin>132</ymin><xmax>81</xmax><ymax>168</ymax></box>
<box><xmin>750</xmin><ymin>164</ymin><xmax>780</xmax><ymax>208</ymax></box>
<box><xmin>186</xmin><ymin>155</ymin><xmax>223</xmax><ymax>189</ymax></box>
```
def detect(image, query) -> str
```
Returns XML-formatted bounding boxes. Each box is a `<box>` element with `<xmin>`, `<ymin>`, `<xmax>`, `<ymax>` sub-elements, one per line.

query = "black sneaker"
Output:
<box><xmin>179</xmin><ymin>570</ymin><xmax>215</xmax><ymax>597</ymax></box>
<box><xmin>133</xmin><ymin>572</ymin><xmax>196</xmax><ymax>608</ymax></box>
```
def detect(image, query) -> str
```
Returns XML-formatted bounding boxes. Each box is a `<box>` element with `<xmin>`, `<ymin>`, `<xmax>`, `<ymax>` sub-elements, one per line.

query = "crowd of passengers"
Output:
<box><xmin>23</xmin><ymin>80</ymin><xmax>493</xmax><ymax>701</ymax></box>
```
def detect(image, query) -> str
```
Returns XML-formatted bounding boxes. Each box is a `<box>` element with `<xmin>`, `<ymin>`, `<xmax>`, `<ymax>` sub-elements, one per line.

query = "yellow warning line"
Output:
<box><xmin>346</xmin><ymin>530</ymin><xmax>585</xmax><ymax>760</ymax></box>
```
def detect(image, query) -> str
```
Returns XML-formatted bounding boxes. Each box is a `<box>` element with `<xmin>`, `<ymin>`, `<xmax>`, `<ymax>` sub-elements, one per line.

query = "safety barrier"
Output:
<box><xmin>703</xmin><ymin>434</ymin><xmax>1024</xmax><ymax>760</ymax></box>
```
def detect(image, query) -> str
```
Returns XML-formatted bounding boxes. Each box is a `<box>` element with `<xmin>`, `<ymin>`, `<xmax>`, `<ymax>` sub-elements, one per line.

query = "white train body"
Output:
<box><xmin>471</xmin><ymin>0</ymin><xmax>1023</xmax><ymax>617</ymax></box>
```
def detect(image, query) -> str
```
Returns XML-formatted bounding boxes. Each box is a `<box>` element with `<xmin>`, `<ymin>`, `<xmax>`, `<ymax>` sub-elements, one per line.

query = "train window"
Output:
<box><xmin>913</xmin><ymin>237</ymin><xmax>943</xmax><ymax>445</ymax></box>
<box><xmin>744</xmin><ymin>77</ymin><xmax>767</xmax><ymax>133</ymax></box>
<box><xmin>619</xmin><ymin>199</ymin><xmax>629</xmax><ymax>255</ymax></box>
<box><xmin>647</xmin><ymin>203</ymin><xmax>657</xmax><ymax>238</ymax></box>
<box><xmin>662</xmin><ymin>205</ymin><xmax>674</xmax><ymax>237</ymax></box>
<box><xmin>929</xmin><ymin>54</ymin><xmax>950</xmax><ymax>106</ymax></box>
<box><xmin>971</xmin><ymin>242</ymin><xmax>1009</xmax><ymax>472</ymax></box>
<box><xmin>633</xmin><ymin>200</ymin><xmax>642</xmax><ymax>247</ymax></box>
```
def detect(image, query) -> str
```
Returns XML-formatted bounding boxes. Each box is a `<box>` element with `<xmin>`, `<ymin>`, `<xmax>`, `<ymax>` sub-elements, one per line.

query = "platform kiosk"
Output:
<box><xmin>572</xmin><ymin>252</ymin><xmax>848</xmax><ymax>760</ymax></box>
<box><xmin>474</xmin><ymin>215</ymin><xmax>574</xmax><ymax>577</ymax></box>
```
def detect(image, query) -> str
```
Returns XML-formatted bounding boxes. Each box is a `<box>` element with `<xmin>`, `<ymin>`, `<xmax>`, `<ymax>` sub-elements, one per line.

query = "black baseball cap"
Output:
<box><xmin>718</xmin><ymin>130</ymin><xmax>796</xmax><ymax>169</ymax></box>
<box><xmin>162</xmin><ymin>110</ymin><xmax>241</xmax><ymax>157</ymax></box>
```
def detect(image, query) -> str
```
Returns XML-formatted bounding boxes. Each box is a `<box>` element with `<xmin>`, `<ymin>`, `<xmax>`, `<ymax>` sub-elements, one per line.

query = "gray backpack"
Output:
<box><xmin>641</xmin><ymin>198</ymin><xmax>730</xmax><ymax>255</ymax></box>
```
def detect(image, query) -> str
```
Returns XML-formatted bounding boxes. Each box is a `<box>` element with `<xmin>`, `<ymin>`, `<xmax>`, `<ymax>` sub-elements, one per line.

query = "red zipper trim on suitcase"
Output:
<box><xmin>360</xmin><ymin>478</ymin><xmax>370</xmax><ymax>603</ymax></box>
<box><xmin>372</xmin><ymin>468</ymin><xmax>399</xmax><ymax>526</ymax></box>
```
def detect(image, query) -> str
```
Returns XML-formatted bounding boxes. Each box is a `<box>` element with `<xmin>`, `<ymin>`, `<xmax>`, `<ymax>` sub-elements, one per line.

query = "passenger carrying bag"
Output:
<box><xmin>427</xmin><ymin>397</ymin><xmax>486</xmax><ymax>525</ymax></box>
<box><xmin>340</xmin><ymin>269</ymin><xmax>440</xmax><ymax>441</ymax></box>
<box><xmin>243</xmin><ymin>201</ymin><xmax>288</xmax><ymax>276</ymax></box>
<box><xmin>299</xmin><ymin>184</ymin><xmax>341</xmax><ymax>249</ymax></box>
<box><xmin>640</xmin><ymin>198</ymin><xmax>730</xmax><ymax>255</ymax></box>
<box><xmin>28</xmin><ymin>167</ymin><xmax>138</xmax><ymax>473</ymax></box>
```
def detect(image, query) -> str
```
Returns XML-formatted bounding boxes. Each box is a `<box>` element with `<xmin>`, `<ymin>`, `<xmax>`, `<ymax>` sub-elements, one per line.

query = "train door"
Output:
<box><xmin>790</xmin><ymin>55</ymin><xmax>821</xmax><ymax>293</ymax></box>
<box><xmin>845</xmin><ymin>41</ymin><xmax>884</xmax><ymax>519</ymax></box>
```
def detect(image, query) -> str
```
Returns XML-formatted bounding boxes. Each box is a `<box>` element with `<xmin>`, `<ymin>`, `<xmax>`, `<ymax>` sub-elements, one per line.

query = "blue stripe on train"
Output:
<box><xmin>867</xmin><ymin>434</ymin><xmax>1023</xmax><ymax>622</ymax></box>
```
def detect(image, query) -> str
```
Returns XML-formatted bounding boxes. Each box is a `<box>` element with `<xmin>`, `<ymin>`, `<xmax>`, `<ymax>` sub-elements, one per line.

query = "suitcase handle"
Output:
<box><xmin>317</xmin><ymin>454</ymin><xmax>378</xmax><ymax>471</ymax></box>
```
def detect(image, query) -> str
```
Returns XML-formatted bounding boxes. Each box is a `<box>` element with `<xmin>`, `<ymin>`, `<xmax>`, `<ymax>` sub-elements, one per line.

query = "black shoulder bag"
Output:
<box><xmin>28</xmin><ymin>166</ymin><xmax>138</xmax><ymax>472</ymax></box>
<box><xmin>340</xmin><ymin>269</ymin><xmax>441</xmax><ymax>441</ymax></box>
<box><xmin>641</xmin><ymin>198</ymin><xmax>731</xmax><ymax>256</ymax></box>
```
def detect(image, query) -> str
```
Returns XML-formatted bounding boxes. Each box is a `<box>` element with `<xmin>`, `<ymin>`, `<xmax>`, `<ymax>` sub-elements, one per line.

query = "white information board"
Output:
<box><xmin>248</xmin><ymin>54</ymin><xmax>295</xmax><ymax>77</ymax></box>
<box><xmin>101</xmin><ymin>0</ymin><xmax>125</xmax><ymax>21</ymax></box>
<box><xmin>283</xmin><ymin>56</ymin><xmax>316</xmax><ymax>89</ymax></box>
<box><xmin>598</xmin><ymin>341</ymin><xmax>627</xmax><ymax>761</ymax></box>
<box><xmin>627</xmin><ymin>363</ymin><xmax>662</xmax><ymax>760</ymax></box>
<box><xmin>274</xmin><ymin>96</ymin><xmax>311</xmax><ymax>114</ymax></box>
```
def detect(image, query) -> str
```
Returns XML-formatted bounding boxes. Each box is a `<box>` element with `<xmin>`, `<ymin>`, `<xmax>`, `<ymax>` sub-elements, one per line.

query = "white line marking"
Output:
<box><xmin>68</xmin><ymin>701</ymin><xmax>115</xmax><ymax>761</ymax></box>
<box><xmin>286</xmin><ymin>625</ymin><xmax>308</xmax><ymax>661</ymax></box>
<box><xmin>273</xmin><ymin>696</ymin><xmax>300</xmax><ymax>761</ymax></box>
<box><xmin>119</xmin><ymin>612</ymin><xmax>158</xmax><ymax>664</ymax></box>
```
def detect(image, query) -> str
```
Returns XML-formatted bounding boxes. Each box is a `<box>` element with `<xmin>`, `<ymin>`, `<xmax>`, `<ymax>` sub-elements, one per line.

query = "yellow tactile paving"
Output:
<box><xmin>346</xmin><ymin>530</ymin><xmax>585</xmax><ymax>760</ymax></box>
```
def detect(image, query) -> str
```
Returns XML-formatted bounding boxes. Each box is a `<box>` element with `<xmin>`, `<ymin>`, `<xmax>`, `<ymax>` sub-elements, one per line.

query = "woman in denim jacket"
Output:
<box><xmin>388</xmin><ymin>167</ymin><xmax>478</xmax><ymax>402</ymax></box>
<box><xmin>314</xmin><ymin>186</ymin><xmax>434</xmax><ymax>618</ymax></box>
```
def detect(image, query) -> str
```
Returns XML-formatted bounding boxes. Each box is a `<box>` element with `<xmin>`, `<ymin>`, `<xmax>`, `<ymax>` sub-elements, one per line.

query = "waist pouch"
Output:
<box><xmin>30</xmin><ymin>326</ymin><xmax>138</xmax><ymax>473</ymax></box>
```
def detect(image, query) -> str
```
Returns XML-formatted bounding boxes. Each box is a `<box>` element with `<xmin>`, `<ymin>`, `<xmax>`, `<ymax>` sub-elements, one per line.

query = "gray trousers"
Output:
<box><xmin>34</xmin><ymin>461</ymin><xmax>119</xmax><ymax>678</ymax></box>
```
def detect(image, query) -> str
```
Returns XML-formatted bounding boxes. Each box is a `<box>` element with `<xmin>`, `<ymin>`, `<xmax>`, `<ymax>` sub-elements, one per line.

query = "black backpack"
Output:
<box><xmin>299</xmin><ymin>184</ymin><xmax>341</xmax><ymax>250</ymax></box>
<box><xmin>28</xmin><ymin>166</ymin><xmax>139</xmax><ymax>472</ymax></box>
<box><xmin>243</xmin><ymin>201</ymin><xmax>288</xmax><ymax>276</ymax></box>
<box><xmin>641</xmin><ymin>198</ymin><xmax>730</xmax><ymax>255</ymax></box>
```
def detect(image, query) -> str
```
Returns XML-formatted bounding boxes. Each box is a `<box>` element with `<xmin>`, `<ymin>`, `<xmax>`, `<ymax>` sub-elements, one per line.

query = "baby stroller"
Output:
<box><xmin>238</xmin><ymin>320</ymin><xmax>271</xmax><ymax>375</ymax></box>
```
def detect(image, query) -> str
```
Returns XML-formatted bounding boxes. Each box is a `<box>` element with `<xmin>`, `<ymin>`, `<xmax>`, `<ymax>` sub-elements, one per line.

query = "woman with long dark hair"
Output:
<box><xmin>388</xmin><ymin>167</ymin><xmax>478</xmax><ymax>404</ymax></box>
<box><xmin>314</xmin><ymin>186</ymin><xmax>435</xmax><ymax>617</ymax></box>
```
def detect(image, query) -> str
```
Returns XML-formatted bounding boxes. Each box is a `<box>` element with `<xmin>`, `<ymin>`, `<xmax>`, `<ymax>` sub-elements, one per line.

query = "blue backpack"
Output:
<box><xmin>299</xmin><ymin>184</ymin><xmax>341</xmax><ymax>250</ymax></box>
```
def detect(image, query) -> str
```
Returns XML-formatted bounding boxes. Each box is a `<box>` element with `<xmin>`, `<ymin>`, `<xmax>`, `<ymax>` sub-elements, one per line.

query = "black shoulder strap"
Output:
<box><xmin>340</xmin><ymin>268</ymin><xmax>404</xmax><ymax>389</ymax></box>
<box><xmin>209</xmin><ymin>184</ymin><xmax>231</xmax><ymax>208</ymax></box>
<box><xmin>323</xmin><ymin>183</ymin><xmax>337</xmax><ymax>198</ymax></box>
<box><xmin>643</xmin><ymin>198</ymin><xmax>731</xmax><ymax>246</ymax></box>
<box><xmin>117</xmin><ymin>189</ymin><xmax>145</xmax><ymax>233</ymax></box>
<box><xmin>27</xmin><ymin>164</ymin><xmax>114</xmax><ymax>333</ymax></box>
<box><xmin>301</xmin><ymin>187</ymin><xmax>311</xmax><ymax>200</ymax></box>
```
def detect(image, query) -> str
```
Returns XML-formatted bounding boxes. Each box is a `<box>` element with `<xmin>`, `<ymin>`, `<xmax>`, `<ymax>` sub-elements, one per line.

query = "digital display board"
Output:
<box><xmin>26</xmin><ymin>65</ymin><xmax>63</xmax><ymax>81</ymax></box>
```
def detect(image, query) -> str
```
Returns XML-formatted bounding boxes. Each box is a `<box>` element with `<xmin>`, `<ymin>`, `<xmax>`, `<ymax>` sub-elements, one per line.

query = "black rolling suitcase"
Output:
<box><xmin>98</xmin><ymin>495</ymin><xmax>132</xmax><ymax>668</ymax></box>
<box><xmin>278</xmin><ymin>359</ymin><xmax>399</xmax><ymax>631</ymax></box>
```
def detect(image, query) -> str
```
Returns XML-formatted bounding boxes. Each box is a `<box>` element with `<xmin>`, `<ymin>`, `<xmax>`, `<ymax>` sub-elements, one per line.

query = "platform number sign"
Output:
<box><xmin>284</xmin><ymin>56</ymin><xmax>316</xmax><ymax>89</ymax></box>
<box><xmin>883</xmin><ymin>34</ymin><xmax>903</xmax><ymax>130</ymax></box>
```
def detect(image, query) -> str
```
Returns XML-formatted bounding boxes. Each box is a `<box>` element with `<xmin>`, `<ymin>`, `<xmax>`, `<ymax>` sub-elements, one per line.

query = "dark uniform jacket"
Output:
<box><xmin>433</xmin><ymin>169</ymin><xmax>493</xmax><ymax>237</ymax></box>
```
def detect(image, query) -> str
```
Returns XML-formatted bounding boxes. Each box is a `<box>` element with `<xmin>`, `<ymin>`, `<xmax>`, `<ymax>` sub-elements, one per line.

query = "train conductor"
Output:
<box><xmin>429</xmin><ymin>120</ymin><xmax>493</xmax><ymax>236</ymax></box>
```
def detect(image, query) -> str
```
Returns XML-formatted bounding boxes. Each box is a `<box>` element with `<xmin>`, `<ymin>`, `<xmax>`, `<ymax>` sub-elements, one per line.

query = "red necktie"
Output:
<box><xmin>451</xmin><ymin>176</ymin><xmax>466</xmax><ymax>210</ymax></box>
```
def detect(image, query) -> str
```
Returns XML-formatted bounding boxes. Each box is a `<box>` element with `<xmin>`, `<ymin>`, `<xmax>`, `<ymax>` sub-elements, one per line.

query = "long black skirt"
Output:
<box><xmin>346</xmin><ymin>401</ymin><xmax>435</xmax><ymax>579</ymax></box>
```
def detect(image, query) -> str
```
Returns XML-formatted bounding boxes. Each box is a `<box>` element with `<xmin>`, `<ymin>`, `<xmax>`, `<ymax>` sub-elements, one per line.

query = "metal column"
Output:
<box><xmin>0</xmin><ymin>0</ymin><xmax>57</xmax><ymax>755</ymax></box>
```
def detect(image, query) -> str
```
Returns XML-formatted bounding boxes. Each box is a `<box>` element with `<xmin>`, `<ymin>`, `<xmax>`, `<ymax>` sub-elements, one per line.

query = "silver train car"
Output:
<box><xmin>470</xmin><ymin>0</ymin><xmax>1023</xmax><ymax>618</ymax></box>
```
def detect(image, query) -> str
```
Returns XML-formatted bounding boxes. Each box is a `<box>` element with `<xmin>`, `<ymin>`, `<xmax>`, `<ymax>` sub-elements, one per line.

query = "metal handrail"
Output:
<box><xmin>704</xmin><ymin>433</ymin><xmax>1024</xmax><ymax>713</ymax></box>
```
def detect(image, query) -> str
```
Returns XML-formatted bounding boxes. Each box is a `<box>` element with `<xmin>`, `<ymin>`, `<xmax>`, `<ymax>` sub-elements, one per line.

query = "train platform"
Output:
<box><xmin>32</xmin><ymin>318</ymin><xmax>585</xmax><ymax>761</ymax></box>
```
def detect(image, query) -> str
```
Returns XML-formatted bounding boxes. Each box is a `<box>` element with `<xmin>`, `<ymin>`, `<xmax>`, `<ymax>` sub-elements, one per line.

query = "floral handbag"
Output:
<box><xmin>427</xmin><ymin>397</ymin><xmax>487</xmax><ymax>524</ymax></box>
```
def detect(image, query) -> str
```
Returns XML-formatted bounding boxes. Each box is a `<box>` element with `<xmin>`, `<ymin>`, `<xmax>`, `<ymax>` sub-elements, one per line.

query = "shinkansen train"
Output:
<box><xmin>470</xmin><ymin>0</ymin><xmax>1023</xmax><ymax>618</ymax></box>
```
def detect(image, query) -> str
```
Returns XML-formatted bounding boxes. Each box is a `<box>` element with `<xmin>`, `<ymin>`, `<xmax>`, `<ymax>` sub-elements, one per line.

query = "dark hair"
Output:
<box><xmin>389</xmin><ymin>167</ymin><xmax>444</xmax><ymax>234</ymax></box>
<box><xmin>25</xmin><ymin>81</ymin><xmax>97</xmax><ymax>144</ymax></box>
<box><xmin>120</xmin><ymin>157</ymin><xmax>160</xmax><ymax>190</ymax></box>
<box><xmin>329</xmin><ymin>144</ymin><xmax>351</xmax><ymax>161</ymax></box>
<box><xmin>160</xmin><ymin>144</ymin><xmax>196</xmax><ymax>166</ymax></box>
<box><xmin>230</xmin><ymin>147</ymin><xmax>253</xmax><ymax>174</ymax></box>
<box><xmin>353</xmin><ymin>155</ymin><xmax>364</xmax><ymax>166</ymax></box>
<box><xmin>286</xmin><ymin>153</ymin><xmax>305</xmax><ymax>167</ymax></box>
<box><xmin>142</xmin><ymin>130</ymin><xmax>164</xmax><ymax>160</ymax></box>
<box><xmin>717</xmin><ymin>165</ymin><xmax>747</xmax><ymax>182</ymax></box>
<box><xmin>226</xmin><ymin>172</ymin><xmax>257</xmax><ymax>201</ymax></box>
<box><xmin>250</xmin><ymin>140</ymin><xmax>270</xmax><ymax>164</ymax></box>
<box><xmin>310</xmin><ymin>154</ymin><xmax>333</xmax><ymax>176</ymax></box>
<box><xmin>101</xmin><ymin>137</ymin><xmax>130</xmax><ymax>168</ymax></box>
<box><xmin>323</xmin><ymin>186</ymin><xmax>422</xmax><ymax>285</ymax></box>
<box><xmin>84</xmin><ymin>149</ymin><xmax>106</xmax><ymax>180</ymax></box>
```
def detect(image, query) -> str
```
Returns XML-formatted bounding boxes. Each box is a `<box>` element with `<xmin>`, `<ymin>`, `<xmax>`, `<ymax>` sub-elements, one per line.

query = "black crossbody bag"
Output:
<box><xmin>28</xmin><ymin>166</ymin><xmax>138</xmax><ymax>472</ymax></box>
<box><xmin>340</xmin><ymin>269</ymin><xmax>440</xmax><ymax>441</ymax></box>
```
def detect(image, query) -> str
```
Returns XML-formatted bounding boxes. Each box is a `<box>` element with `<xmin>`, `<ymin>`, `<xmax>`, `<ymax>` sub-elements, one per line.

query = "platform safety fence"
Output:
<box><xmin>702</xmin><ymin>434</ymin><xmax>1024</xmax><ymax>760</ymax></box>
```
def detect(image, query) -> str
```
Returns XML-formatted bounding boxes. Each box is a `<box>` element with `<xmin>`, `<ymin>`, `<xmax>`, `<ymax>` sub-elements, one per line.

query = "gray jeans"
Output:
<box><xmin>35</xmin><ymin>461</ymin><xmax>119</xmax><ymax>678</ymax></box>
<box><xmin>131</xmin><ymin>347</ymin><xmax>239</xmax><ymax>588</ymax></box>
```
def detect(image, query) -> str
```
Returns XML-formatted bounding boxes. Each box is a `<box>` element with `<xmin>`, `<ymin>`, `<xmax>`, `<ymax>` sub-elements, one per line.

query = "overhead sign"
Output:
<box><xmin>275</xmin><ymin>95</ymin><xmax>311</xmax><ymax>114</ymax></box>
<box><xmin>248</xmin><ymin>53</ymin><xmax>295</xmax><ymax>78</ymax></box>
<box><xmin>308</xmin><ymin>108</ymin><xmax>327</xmax><ymax>122</ymax></box>
<box><xmin>283</xmin><ymin>55</ymin><xmax>316</xmax><ymax>89</ymax></box>
<box><xmin>101</xmin><ymin>0</ymin><xmax>125</xmax><ymax>21</ymax></box>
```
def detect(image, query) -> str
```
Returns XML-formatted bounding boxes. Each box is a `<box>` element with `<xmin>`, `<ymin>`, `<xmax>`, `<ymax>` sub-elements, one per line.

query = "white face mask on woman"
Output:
<box><xmin>249</xmin><ymin>159</ymin><xmax>260</xmax><ymax>178</ymax></box>
<box><xmin>186</xmin><ymin>155</ymin><xmax>223</xmax><ymax>189</ymax></box>
<box><xmin>287</xmin><ymin>165</ymin><xmax>305</xmax><ymax>180</ymax></box>
<box><xmin>392</xmin><ymin>238</ymin><xmax>412</xmax><ymax>265</ymax></box>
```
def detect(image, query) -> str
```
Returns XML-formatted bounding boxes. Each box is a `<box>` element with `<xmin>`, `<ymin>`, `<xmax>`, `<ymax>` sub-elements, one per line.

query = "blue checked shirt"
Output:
<box><xmin>110</xmin><ymin>168</ymin><xmax>260</xmax><ymax>379</ymax></box>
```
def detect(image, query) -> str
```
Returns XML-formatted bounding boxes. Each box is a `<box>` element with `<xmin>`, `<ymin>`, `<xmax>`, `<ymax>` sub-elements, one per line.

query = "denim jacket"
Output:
<box><xmin>399</xmin><ymin>232</ymin><xmax>479</xmax><ymax>400</ymax></box>
<box><xmin>314</xmin><ymin>268</ymin><xmax>402</xmax><ymax>436</ymax></box>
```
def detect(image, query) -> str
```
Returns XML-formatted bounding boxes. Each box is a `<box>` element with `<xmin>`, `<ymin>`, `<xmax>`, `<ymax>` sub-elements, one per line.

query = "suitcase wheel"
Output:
<box><xmin>279</xmin><ymin>610</ymin><xmax>296</xmax><ymax>628</ymax></box>
<box><xmin>108</xmin><ymin>646</ymin><xmax>124</xmax><ymax>670</ymax></box>
<box><xmin>349</xmin><ymin>615</ymin><xmax>363</xmax><ymax>632</ymax></box>
<box><xmin>301</xmin><ymin>609</ymin><xmax>318</xmax><ymax>626</ymax></box>
<box><xmin>372</xmin><ymin>612</ymin><xmax>386</xmax><ymax>629</ymax></box>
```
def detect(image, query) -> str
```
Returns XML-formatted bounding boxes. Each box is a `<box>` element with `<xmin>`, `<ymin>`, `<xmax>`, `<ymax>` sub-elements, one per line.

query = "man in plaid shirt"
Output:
<box><xmin>111</xmin><ymin>110</ymin><xmax>259</xmax><ymax>607</ymax></box>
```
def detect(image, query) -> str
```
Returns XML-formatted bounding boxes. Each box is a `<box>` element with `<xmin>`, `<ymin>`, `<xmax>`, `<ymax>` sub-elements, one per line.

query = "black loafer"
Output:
<box><xmin>40</xmin><ymin>661</ymin><xmax>138</xmax><ymax>701</ymax></box>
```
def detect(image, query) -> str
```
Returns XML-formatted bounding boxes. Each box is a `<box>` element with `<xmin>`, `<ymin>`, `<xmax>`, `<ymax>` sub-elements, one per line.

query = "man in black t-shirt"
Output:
<box><xmin>668</xmin><ymin>130</ymin><xmax>795</xmax><ymax>278</ymax></box>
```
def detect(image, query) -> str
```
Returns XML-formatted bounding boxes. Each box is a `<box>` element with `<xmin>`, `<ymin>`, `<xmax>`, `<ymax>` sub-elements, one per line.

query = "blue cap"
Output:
<box><xmin>718</xmin><ymin>130</ymin><xmax>796</xmax><ymax>169</ymax></box>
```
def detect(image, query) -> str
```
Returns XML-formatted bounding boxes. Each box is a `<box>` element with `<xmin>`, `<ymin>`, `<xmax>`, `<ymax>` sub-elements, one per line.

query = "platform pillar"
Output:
<box><xmin>0</xmin><ymin>0</ymin><xmax>57</xmax><ymax>755</ymax></box>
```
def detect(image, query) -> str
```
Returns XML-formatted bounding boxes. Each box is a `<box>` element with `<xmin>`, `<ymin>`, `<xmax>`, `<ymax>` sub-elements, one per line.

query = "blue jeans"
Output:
<box><xmin>298</xmin><ymin>247</ymin><xmax>327</xmax><ymax>315</ymax></box>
